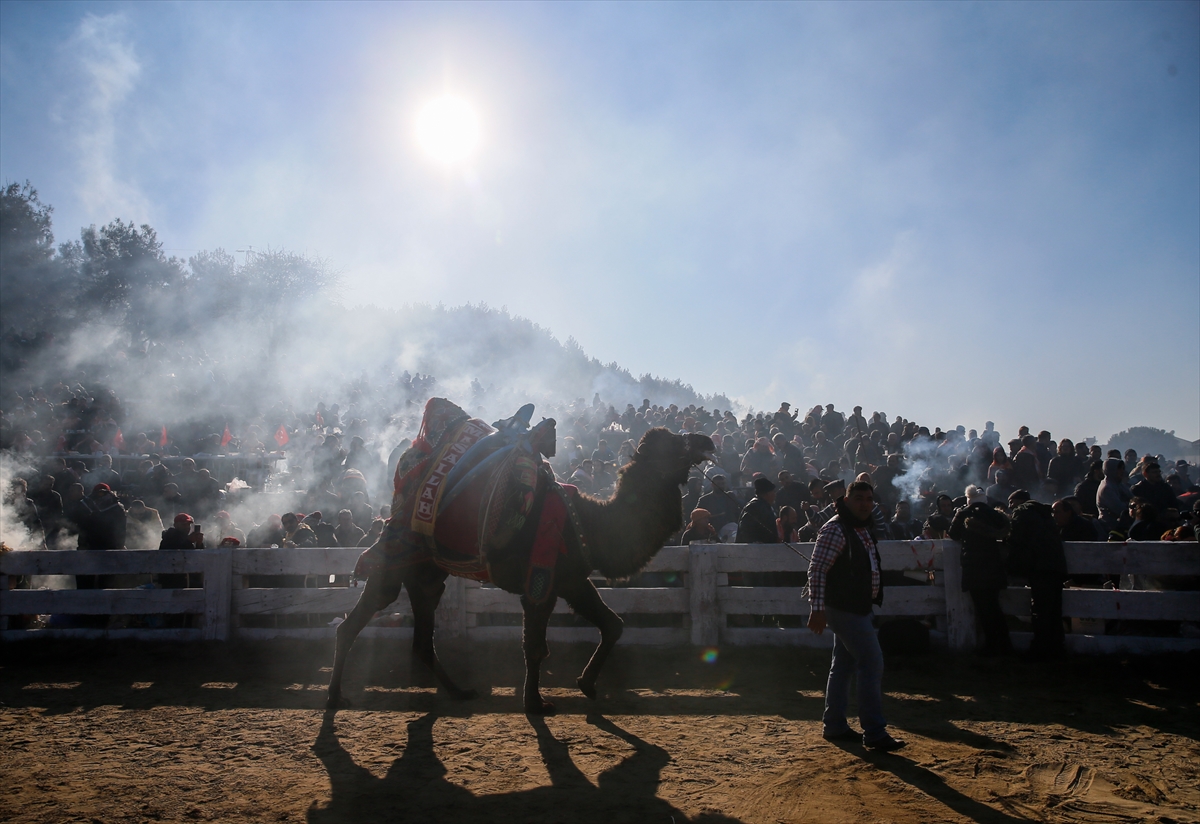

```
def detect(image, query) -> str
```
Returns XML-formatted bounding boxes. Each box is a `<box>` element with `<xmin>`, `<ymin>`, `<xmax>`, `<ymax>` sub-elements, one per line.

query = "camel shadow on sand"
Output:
<box><xmin>308</xmin><ymin>709</ymin><xmax>744</xmax><ymax>824</ymax></box>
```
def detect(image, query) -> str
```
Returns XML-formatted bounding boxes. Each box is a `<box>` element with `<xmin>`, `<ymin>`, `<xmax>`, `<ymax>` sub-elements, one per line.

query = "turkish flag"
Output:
<box><xmin>221</xmin><ymin>425</ymin><xmax>232</xmax><ymax>447</ymax></box>
<box><xmin>113</xmin><ymin>429</ymin><xmax>125</xmax><ymax>450</ymax></box>
<box><xmin>315</xmin><ymin>410</ymin><xmax>324</xmax><ymax>427</ymax></box>
<box><xmin>274</xmin><ymin>424</ymin><xmax>289</xmax><ymax>447</ymax></box>
<box><xmin>160</xmin><ymin>425</ymin><xmax>168</xmax><ymax>448</ymax></box>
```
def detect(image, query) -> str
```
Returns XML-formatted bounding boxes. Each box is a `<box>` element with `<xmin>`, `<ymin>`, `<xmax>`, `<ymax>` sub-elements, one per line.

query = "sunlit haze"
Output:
<box><xmin>0</xmin><ymin>2</ymin><xmax>1197</xmax><ymax>441</ymax></box>
<box><xmin>415</xmin><ymin>94</ymin><xmax>481</xmax><ymax>167</ymax></box>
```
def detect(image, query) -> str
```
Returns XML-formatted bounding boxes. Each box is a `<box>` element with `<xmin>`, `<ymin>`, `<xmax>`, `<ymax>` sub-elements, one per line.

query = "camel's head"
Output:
<box><xmin>632</xmin><ymin>428</ymin><xmax>716</xmax><ymax>486</ymax></box>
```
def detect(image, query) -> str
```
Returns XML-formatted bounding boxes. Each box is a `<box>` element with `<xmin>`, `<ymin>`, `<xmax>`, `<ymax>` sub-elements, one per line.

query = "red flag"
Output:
<box><xmin>160</xmin><ymin>425</ymin><xmax>168</xmax><ymax>448</ymax></box>
<box><xmin>221</xmin><ymin>425</ymin><xmax>232</xmax><ymax>447</ymax></box>
<box><xmin>55</xmin><ymin>434</ymin><xmax>67</xmax><ymax>452</ymax></box>
<box><xmin>113</xmin><ymin>429</ymin><xmax>125</xmax><ymax>450</ymax></box>
<box><xmin>274</xmin><ymin>424</ymin><xmax>289</xmax><ymax>447</ymax></box>
<box><xmin>315</xmin><ymin>410</ymin><xmax>324</xmax><ymax>427</ymax></box>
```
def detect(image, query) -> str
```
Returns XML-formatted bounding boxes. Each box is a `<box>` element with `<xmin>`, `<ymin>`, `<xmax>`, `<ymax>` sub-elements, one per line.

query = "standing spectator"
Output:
<box><xmin>736</xmin><ymin>477</ymin><xmax>779</xmax><ymax>543</ymax></box>
<box><xmin>1073</xmin><ymin>461</ymin><xmax>1105</xmax><ymax>519</ymax></box>
<box><xmin>1047</xmin><ymin>439</ymin><xmax>1081</xmax><ymax>493</ymax></box>
<box><xmin>741</xmin><ymin>437</ymin><xmax>777</xmax><ymax>479</ymax></box>
<box><xmin>949</xmin><ymin>487</ymin><xmax>1012</xmax><ymax>656</ymax></box>
<box><xmin>126</xmin><ymin>500</ymin><xmax>164</xmax><ymax>549</ymax></box>
<box><xmin>1096</xmin><ymin>459</ymin><xmax>1132</xmax><ymax>534</ymax></box>
<box><xmin>1009</xmin><ymin>435</ymin><xmax>1042</xmax><ymax>492</ymax></box>
<box><xmin>698</xmin><ymin>473</ymin><xmax>740</xmax><ymax>536</ymax></box>
<box><xmin>79</xmin><ymin>484</ymin><xmax>126</xmax><ymax>550</ymax></box>
<box><xmin>1007</xmin><ymin>496</ymin><xmax>1067</xmax><ymax>661</ymax></box>
<box><xmin>806</xmin><ymin>480</ymin><xmax>903</xmax><ymax>751</ymax></box>
<box><xmin>821</xmin><ymin>404</ymin><xmax>845</xmax><ymax>439</ymax></box>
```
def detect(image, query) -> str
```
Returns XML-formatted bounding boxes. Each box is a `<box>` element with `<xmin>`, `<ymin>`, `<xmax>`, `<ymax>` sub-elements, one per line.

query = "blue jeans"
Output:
<box><xmin>823</xmin><ymin>607</ymin><xmax>887</xmax><ymax>741</ymax></box>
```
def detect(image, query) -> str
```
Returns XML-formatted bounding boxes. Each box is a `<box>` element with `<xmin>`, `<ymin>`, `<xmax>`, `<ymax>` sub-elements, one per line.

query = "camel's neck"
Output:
<box><xmin>571</xmin><ymin>464</ymin><xmax>683</xmax><ymax>580</ymax></box>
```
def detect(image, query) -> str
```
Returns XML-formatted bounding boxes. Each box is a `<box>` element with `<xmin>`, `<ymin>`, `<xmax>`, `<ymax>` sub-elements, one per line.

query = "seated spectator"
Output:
<box><xmin>1127</xmin><ymin>499</ymin><xmax>1160</xmax><ymax>541</ymax></box>
<box><xmin>1052</xmin><ymin>498</ymin><xmax>1100</xmax><ymax>541</ymax></box>
<box><xmin>82</xmin><ymin>454</ymin><xmax>121</xmax><ymax>494</ymax></box>
<box><xmin>159</xmin><ymin>513</ymin><xmax>200</xmax><ymax>550</ymax></box>
<box><xmin>213</xmin><ymin>510</ymin><xmax>246</xmax><ymax>545</ymax></box>
<box><xmin>1130</xmin><ymin>462</ymin><xmax>1180</xmax><ymax>518</ymax></box>
<box><xmin>281</xmin><ymin>512</ymin><xmax>318</xmax><ymax>547</ymax></box>
<box><xmin>303</xmin><ymin>511</ymin><xmax>338</xmax><ymax>546</ymax></box>
<box><xmin>889</xmin><ymin>500</ymin><xmax>923</xmax><ymax>540</ymax></box>
<box><xmin>247</xmin><ymin>514</ymin><xmax>286</xmax><ymax>548</ymax></box>
<box><xmin>333</xmin><ymin>508</ymin><xmax>366</xmax><ymax>548</ymax></box>
<box><xmin>777</xmin><ymin>505</ymin><xmax>800</xmax><ymax>543</ymax></box>
<box><xmin>681</xmin><ymin>509</ymin><xmax>717</xmax><ymax>544</ymax></box>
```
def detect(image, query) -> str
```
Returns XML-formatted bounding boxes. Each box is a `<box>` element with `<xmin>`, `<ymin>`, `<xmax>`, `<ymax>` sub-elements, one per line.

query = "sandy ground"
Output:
<box><xmin>2</xmin><ymin>638</ymin><xmax>1198</xmax><ymax>824</ymax></box>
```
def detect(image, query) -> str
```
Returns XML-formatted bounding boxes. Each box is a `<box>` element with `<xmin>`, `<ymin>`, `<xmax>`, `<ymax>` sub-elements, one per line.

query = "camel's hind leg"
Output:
<box><xmin>407</xmin><ymin>563</ymin><xmax>477</xmax><ymax>700</ymax></box>
<box><xmin>327</xmin><ymin>568</ymin><xmax>402</xmax><ymax>709</ymax></box>
<box><xmin>560</xmin><ymin>575</ymin><xmax>623</xmax><ymax>700</ymax></box>
<box><xmin>521</xmin><ymin>593</ymin><xmax>559</xmax><ymax>714</ymax></box>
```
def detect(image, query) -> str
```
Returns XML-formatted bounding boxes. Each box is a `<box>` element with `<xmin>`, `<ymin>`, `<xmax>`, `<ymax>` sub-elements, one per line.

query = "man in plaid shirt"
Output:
<box><xmin>807</xmin><ymin>480</ymin><xmax>905</xmax><ymax>752</ymax></box>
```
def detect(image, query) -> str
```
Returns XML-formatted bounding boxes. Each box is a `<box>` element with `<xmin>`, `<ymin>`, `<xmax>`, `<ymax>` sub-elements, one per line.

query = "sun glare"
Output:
<box><xmin>415</xmin><ymin>95</ymin><xmax>481</xmax><ymax>167</ymax></box>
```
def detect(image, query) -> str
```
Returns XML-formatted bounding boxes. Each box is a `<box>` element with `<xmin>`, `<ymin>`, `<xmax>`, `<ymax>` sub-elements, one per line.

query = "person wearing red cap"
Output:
<box><xmin>158</xmin><ymin>513</ymin><xmax>202</xmax><ymax>589</ymax></box>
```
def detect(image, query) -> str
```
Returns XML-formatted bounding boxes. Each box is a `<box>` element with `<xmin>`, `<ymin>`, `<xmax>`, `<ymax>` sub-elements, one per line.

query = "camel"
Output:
<box><xmin>327</xmin><ymin>426</ymin><xmax>715</xmax><ymax>714</ymax></box>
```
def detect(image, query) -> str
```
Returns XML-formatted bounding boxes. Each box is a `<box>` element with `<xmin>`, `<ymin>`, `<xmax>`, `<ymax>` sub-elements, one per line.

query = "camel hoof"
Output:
<box><xmin>450</xmin><ymin>688</ymin><xmax>479</xmax><ymax>701</ymax></box>
<box><xmin>577</xmin><ymin>677</ymin><xmax>597</xmax><ymax>700</ymax></box>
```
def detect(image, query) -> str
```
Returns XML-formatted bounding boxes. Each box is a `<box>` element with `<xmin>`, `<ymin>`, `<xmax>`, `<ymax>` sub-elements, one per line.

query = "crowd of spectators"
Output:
<box><xmin>3</xmin><ymin>374</ymin><xmax>1198</xmax><ymax>560</ymax></box>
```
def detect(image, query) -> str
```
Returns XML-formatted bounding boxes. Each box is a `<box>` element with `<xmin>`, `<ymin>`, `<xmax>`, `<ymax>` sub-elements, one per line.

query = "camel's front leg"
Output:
<box><xmin>521</xmin><ymin>593</ymin><xmax>559</xmax><ymax>714</ymax></box>
<box><xmin>328</xmin><ymin>570</ymin><xmax>398</xmax><ymax>709</ymax></box>
<box><xmin>561</xmin><ymin>576</ymin><xmax>623</xmax><ymax>700</ymax></box>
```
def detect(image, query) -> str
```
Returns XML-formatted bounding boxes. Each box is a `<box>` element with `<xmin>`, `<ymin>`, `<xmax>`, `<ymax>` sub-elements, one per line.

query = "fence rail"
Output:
<box><xmin>2</xmin><ymin>542</ymin><xmax>1197</xmax><ymax>654</ymax></box>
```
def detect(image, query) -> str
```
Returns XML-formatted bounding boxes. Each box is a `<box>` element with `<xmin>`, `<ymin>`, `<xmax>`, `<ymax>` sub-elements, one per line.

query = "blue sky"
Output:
<box><xmin>2</xmin><ymin>1</ymin><xmax>1197</xmax><ymax>442</ymax></box>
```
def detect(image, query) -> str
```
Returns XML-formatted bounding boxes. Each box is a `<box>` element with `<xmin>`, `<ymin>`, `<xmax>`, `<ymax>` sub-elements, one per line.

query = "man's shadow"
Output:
<box><xmin>309</xmin><ymin>709</ymin><xmax>742</xmax><ymax>824</ymax></box>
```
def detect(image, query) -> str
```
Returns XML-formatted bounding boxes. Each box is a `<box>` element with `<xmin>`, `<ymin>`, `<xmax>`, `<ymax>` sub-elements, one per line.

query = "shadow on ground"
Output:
<box><xmin>3</xmin><ymin>638</ymin><xmax>1198</xmax><ymax>748</ymax></box>
<box><xmin>308</xmin><ymin>709</ymin><xmax>741</xmax><ymax>824</ymax></box>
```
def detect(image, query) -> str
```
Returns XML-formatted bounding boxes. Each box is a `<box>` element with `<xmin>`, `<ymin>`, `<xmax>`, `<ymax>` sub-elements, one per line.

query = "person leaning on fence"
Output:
<box><xmin>949</xmin><ymin>486</ymin><xmax>1013</xmax><ymax>656</ymax></box>
<box><xmin>1006</xmin><ymin>490</ymin><xmax>1067</xmax><ymax>661</ymax></box>
<box><xmin>807</xmin><ymin>480</ymin><xmax>905</xmax><ymax>752</ymax></box>
<box><xmin>681</xmin><ymin>508</ymin><xmax>717</xmax><ymax>544</ymax></box>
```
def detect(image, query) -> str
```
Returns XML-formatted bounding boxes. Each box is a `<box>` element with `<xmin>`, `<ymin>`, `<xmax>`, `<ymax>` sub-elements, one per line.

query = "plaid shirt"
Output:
<box><xmin>807</xmin><ymin>517</ymin><xmax>881</xmax><ymax>612</ymax></box>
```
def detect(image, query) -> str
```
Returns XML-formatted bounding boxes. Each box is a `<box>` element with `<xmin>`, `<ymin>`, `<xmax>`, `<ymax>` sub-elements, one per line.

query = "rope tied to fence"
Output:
<box><xmin>910</xmin><ymin>540</ymin><xmax>937</xmax><ymax>583</ymax></box>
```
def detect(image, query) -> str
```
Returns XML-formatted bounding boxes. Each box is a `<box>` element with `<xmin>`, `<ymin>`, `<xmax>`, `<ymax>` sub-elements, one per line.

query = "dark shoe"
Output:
<box><xmin>822</xmin><ymin>728</ymin><xmax>861</xmax><ymax>742</ymax></box>
<box><xmin>863</xmin><ymin>733</ymin><xmax>907</xmax><ymax>752</ymax></box>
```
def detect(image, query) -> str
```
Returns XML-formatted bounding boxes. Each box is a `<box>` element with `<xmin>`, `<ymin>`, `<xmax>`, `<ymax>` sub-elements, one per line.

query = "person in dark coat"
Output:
<box><xmin>736</xmin><ymin>477</ymin><xmax>779</xmax><ymax>543</ymax></box>
<box><xmin>1073</xmin><ymin>460</ymin><xmax>1105</xmax><ymax>519</ymax></box>
<box><xmin>697</xmin><ymin>473</ymin><xmax>741</xmax><ymax>533</ymax></box>
<box><xmin>159</xmin><ymin>513</ymin><xmax>201</xmax><ymax>589</ymax></box>
<box><xmin>1007</xmin><ymin>495</ymin><xmax>1068</xmax><ymax>660</ymax></box>
<box><xmin>949</xmin><ymin>487</ymin><xmax>1012</xmax><ymax>655</ymax></box>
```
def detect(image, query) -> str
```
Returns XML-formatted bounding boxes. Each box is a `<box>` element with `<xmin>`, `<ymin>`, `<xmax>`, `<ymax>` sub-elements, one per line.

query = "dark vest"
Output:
<box><xmin>824</xmin><ymin>515</ymin><xmax>883</xmax><ymax>616</ymax></box>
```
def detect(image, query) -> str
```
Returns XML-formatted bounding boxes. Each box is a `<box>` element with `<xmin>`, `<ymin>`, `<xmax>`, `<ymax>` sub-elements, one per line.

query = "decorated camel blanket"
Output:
<box><xmin>355</xmin><ymin>398</ymin><xmax>568</xmax><ymax>602</ymax></box>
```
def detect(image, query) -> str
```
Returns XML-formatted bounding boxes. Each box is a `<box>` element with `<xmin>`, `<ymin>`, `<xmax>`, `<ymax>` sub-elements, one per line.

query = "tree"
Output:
<box><xmin>1105</xmin><ymin>427</ymin><xmax>1193</xmax><ymax>462</ymax></box>
<box><xmin>0</xmin><ymin>182</ymin><xmax>71</xmax><ymax>332</ymax></box>
<box><xmin>79</xmin><ymin>219</ymin><xmax>185</xmax><ymax>328</ymax></box>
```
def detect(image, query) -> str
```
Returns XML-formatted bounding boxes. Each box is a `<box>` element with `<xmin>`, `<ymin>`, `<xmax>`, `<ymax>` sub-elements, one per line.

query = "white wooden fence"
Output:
<box><xmin>2</xmin><ymin>542</ymin><xmax>1197</xmax><ymax>654</ymax></box>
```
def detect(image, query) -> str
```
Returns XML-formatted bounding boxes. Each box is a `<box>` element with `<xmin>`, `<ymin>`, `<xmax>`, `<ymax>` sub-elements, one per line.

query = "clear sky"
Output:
<box><xmin>2</xmin><ymin>1</ymin><xmax>1197</xmax><ymax>442</ymax></box>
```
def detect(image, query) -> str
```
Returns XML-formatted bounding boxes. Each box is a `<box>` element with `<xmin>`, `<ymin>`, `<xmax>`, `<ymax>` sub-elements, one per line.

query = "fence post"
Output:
<box><xmin>941</xmin><ymin>541</ymin><xmax>976</xmax><ymax>653</ymax></box>
<box><xmin>202</xmin><ymin>548</ymin><xmax>233</xmax><ymax>642</ymax></box>
<box><xmin>436</xmin><ymin>575</ymin><xmax>467</xmax><ymax>641</ymax></box>
<box><xmin>689</xmin><ymin>545</ymin><xmax>719</xmax><ymax>647</ymax></box>
<box><xmin>0</xmin><ymin>573</ymin><xmax>8</xmax><ymax>631</ymax></box>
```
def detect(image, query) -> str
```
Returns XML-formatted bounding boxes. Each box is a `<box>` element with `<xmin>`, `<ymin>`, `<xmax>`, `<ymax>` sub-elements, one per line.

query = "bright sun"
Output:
<box><xmin>415</xmin><ymin>95</ymin><xmax>481</xmax><ymax>167</ymax></box>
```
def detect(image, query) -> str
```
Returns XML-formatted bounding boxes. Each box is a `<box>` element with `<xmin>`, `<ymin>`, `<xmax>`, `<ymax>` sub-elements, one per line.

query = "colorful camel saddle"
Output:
<box><xmin>354</xmin><ymin>398</ymin><xmax>569</xmax><ymax>603</ymax></box>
